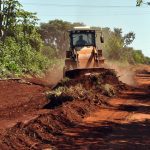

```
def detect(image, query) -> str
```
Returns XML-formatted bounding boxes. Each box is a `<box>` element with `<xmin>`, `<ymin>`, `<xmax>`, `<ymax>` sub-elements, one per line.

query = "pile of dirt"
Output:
<box><xmin>0</xmin><ymin>69</ymin><xmax>127</xmax><ymax>149</ymax></box>
<box><xmin>47</xmin><ymin>69</ymin><xmax>127</xmax><ymax>109</ymax></box>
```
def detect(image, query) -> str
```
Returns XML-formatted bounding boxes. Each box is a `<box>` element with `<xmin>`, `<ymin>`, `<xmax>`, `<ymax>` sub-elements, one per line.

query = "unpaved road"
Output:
<box><xmin>0</xmin><ymin>78</ymin><xmax>51</xmax><ymax>130</ymax></box>
<box><xmin>53</xmin><ymin>69</ymin><xmax>150</xmax><ymax>149</ymax></box>
<box><xmin>0</xmin><ymin>67</ymin><xmax>150</xmax><ymax>150</ymax></box>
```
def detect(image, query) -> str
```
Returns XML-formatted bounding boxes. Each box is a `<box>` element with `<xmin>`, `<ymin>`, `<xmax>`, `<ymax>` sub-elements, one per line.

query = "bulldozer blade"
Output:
<box><xmin>65</xmin><ymin>68</ymin><xmax>113</xmax><ymax>79</ymax></box>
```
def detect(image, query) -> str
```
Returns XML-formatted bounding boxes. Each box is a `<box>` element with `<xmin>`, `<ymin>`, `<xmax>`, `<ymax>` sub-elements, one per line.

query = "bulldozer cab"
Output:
<box><xmin>69</xmin><ymin>29</ymin><xmax>96</xmax><ymax>48</ymax></box>
<box><xmin>64</xmin><ymin>27</ymin><xmax>105</xmax><ymax>78</ymax></box>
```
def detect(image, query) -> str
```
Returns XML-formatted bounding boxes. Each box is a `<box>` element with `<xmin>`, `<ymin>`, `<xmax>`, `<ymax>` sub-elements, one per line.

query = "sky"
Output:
<box><xmin>19</xmin><ymin>0</ymin><xmax>150</xmax><ymax>57</ymax></box>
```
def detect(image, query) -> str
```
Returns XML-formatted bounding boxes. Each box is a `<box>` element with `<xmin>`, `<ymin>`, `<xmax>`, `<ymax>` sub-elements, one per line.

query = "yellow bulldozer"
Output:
<box><xmin>63</xmin><ymin>26</ymin><xmax>105</xmax><ymax>78</ymax></box>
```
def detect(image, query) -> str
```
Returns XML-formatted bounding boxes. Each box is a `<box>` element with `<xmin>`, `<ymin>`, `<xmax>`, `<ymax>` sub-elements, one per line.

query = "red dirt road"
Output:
<box><xmin>53</xmin><ymin>69</ymin><xmax>150</xmax><ymax>149</ymax></box>
<box><xmin>0</xmin><ymin>78</ymin><xmax>51</xmax><ymax>130</ymax></box>
<box><xmin>0</xmin><ymin>67</ymin><xmax>149</xmax><ymax>150</ymax></box>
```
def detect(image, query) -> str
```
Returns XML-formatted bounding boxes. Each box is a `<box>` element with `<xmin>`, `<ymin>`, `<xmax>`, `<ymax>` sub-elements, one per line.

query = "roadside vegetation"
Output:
<box><xmin>0</xmin><ymin>0</ymin><xmax>149</xmax><ymax>78</ymax></box>
<box><xmin>39</xmin><ymin>19</ymin><xmax>150</xmax><ymax>66</ymax></box>
<box><xmin>0</xmin><ymin>0</ymin><xmax>50</xmax><ymax>77</ymax></box>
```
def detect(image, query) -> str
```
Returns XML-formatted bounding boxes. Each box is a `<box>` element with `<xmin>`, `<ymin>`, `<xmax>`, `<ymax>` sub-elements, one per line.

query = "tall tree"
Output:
<box><xmin>136</xmin><ymin>0</ymin><xmax>150</xmax><ymax>6</ymax></box>
<box><xmin>0</xmin><ymin>0</ymin><xmax>22</xmax><ymax>40</ymax></box>
<box><xmin>123</xmin><ymin>32</ymin><xmax>135</xmax><ymax>46</ymax></box>
<box><xmin>104</xmin><ymin>28</ymin><xmax>136</xmax><ymax>62</ymax></box>
<box><xmin>0</xmin><ymin>0</ymin><xmax>42</xmax><ymax>50</ymax></box>
<box><xmin>40</xmin><ymin>19</ymin><xmax>84</xmax><ymax>56</ymax></box>
<box><xmin>136</xmin><ymin>0</ymin><xmax>143</xmax><ymax>6</ymax></box>
<box><xmin>0</xmin><ymin>0</ymin><xmax>49</xmax><ymax>76</ymax></box>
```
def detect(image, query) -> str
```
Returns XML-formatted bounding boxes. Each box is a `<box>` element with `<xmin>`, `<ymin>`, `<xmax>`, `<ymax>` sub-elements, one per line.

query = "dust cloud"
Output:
<box><xmin>104</xmin><ymin>62</ymin><xmax>137</xmax><ymax>86</ymax></box>
<box><xmin>43</xmin><ymin>61</ymin><xmax>138</xmax><ymax>86</ymax></box>
<box><xmin>44</xmin><ymin>66</ymin><xmax>63</xmax><ymax>85</ymax></box>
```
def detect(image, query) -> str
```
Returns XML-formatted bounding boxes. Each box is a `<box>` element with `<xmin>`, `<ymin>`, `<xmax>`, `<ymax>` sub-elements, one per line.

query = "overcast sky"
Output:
<box><xmin>19</xmin><ymin>0</ymin><xmax>150</xmax><ymax>57</ymax></box>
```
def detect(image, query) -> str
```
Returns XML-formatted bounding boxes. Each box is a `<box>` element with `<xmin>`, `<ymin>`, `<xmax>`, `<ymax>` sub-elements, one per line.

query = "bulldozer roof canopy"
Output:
<box><xmin>68</xmin><ymin>30</ymin><xmax>95</xmax><ymax>35</ymax></box>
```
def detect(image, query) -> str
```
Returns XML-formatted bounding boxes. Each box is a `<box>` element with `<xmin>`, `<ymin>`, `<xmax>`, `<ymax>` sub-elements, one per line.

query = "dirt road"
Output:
<box><xmin>53</xmin><ymin>69</ymin><xmax>150</xmax><ymax>149</ymax></box>
<box><xmin>0</xmin><ymin>67</ymin><xmax>149</xmax><ymax>150</ymax></box>
<box><xmin>0</xmin><ymin>78</ymin><xmax>51</xmax><ymax>130</ymax></box>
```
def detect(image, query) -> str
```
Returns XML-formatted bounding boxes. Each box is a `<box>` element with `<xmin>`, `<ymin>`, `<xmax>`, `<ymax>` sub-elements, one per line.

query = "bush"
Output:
<box><xmin>41</xmin><ymin>45</ymin><xmax>58</xmax><ymax>59</ymax></box>
<box><xmin>133</xmin><ymin>50</ymin><xmax>146</xmax><ymax>64</ymax></box>
<box><xmin>0</xmin><ymin>37</ymin><xmax>50</xmax><ymax>77</ymax></box>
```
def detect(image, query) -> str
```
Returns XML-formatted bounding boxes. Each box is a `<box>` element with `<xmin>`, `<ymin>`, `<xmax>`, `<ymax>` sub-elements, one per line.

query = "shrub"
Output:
<box><xmin>0</xmin><ymin>37</ymin><xmax>50</xmax><ymax>77</ymax></box>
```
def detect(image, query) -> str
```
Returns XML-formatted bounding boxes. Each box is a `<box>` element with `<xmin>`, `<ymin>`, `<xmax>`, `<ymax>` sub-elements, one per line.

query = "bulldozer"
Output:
<box><xmin>63</xmin><ymin>26</ymin><xmax>105</xmax><ymax>78</ymax></box>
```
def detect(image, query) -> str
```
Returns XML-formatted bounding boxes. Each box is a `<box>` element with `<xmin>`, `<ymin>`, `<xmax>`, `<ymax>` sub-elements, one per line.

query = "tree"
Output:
<box><xmin>104</xmin><ymin>28</ymin><xmax>136</xmax><ymax>62</ymax></box>
<box><xmin>17</xmin><ymin>10</ymin><xmax>42</xmax><ymax>51</ymax></box>
<box><xmin>133</xmin><ymin>50</ymin><xmax>145</xmax><ymax>63</ymax></box>
<box><xmin>39</xmin><ymin>19</ymin><xmax>85</xmax><ymax>56</ymax></box>
<box><xmin>0</xmin><ymin>0</ymin><xmax>49</xmax><ymax>77</ymax></box>
<box><xmin>136</xmin><ymin>0</ymin><xmax>143</xmax><ymax>6</ymax></box>
<box><xmin>144</xmin><ymin>56</ymin><xmax>150</xmax><ymax>64</ymax></box>
<box><xmin>39</xmin><ymin>19</ymin><xmax>149</xmax><ymax>65</ymax></box>
<box><xmin>124</xmin><ymin>32</ymin><xmax>135</xmax><ymax>46</ymax></box>
<box><xmin>0</xmin><ymin>0</ymin><xmax>21</xmax><ymax>40</ymax></box>
<box><xmin>0</xmin><ymin>0</ymin><xmax>42</xmax><ymax>50</ymax></box>
<box><xmin>114</xmin><ymin>28</ymin><xmax>122</xmax><ymax>38</ymax></box>
<box><xmin>136</xmin><ymin>0</ymin><xmax>150</xmax><ymax>6</ymax></box>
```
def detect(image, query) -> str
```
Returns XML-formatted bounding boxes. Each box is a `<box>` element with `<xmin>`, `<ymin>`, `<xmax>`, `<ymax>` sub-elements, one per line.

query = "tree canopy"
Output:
<box><xmin>0</xmin><ymin>0</ymin><xmax>49</xmax><ymax>77</ymax></box>
<box><xmin>136</xmin><ymin>0</ymin><xmax>150</xmax><ymax>6</ymax></box>
<box><xmin>39</xmin><ymin>19</ymin><xmax>149</xmax><ymax>65</ymax></box>
<box><xmin>40</xmin><ymin>19</ymin><xmax>84</xmax><ymax>56</ymax></box>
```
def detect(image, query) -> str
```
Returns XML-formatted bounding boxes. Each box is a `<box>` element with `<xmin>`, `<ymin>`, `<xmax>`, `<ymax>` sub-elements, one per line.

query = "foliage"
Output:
<box><xmin>0</xmin><ymin>37</ymin><xmax>49</xmax><ymax>77</ymax></box>
<box><xmin>101</xmin><ymin>84</ymin><xmax>116</xmax><ymax>97</ymax></box>
<box><xmin>104</xmin><ymin>31</ymin><xmax>124</xmax><ymax>61</ymax></box>
<box><xmin>0</xmin><ymin>0</ymin><xmax>50</xmax><ymax>77</ymax></box>
<box><xmin>58</xmin><ymin>77</ymin><xmax>70</xmax><ymax>86</ymax></box>
<box><xmin>39</xmin><ymin>19</ymin><xmax>84</xmax><ymax>56</ymax></box>
<box><xmin>39</xmin><ymin>19</ymin><xmax>149</xmax><ymax>65</ymax></box>
<box><xmin>41</xmin><ymin>45</ymin><xmax>58</xmax><ymax>58</ymax></box>
<box><xmin>124</xmin><ymin>32</ymin><xmax>135</xmax><ymax>46</ymax></box>
<box><xmin>144</xmin><ymin>56</ymin><xmax>150</xmax><ymax>64</ymax></box>
<box><xmin>103</xmin><ymin>27</ymin><xmax>149</xmax><ymax>64</ymax></box>
<box><xmin>136</xmin><ymin>0</ymin><xmax>143</xmax><ymax>6</ymax></box>
<box><xmin>47</xmin><ymin>84</ymin><xmax>88</xmax><ymax>103</ymax></box>
<box><xmin>136</xmin><ymin>0</ymin><xmax>150</xmax><ymax>6</ymax></box>
<box><xmin>132</xmin><ymin>50</ymin><xmax>150</xmax><ymax>64</ymax></box>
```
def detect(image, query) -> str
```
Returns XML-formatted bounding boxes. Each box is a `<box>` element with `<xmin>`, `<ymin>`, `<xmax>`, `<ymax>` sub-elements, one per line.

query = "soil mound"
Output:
<box><xmin>0</xmin><ymin>69</ymin><xmax>127</xmax><ymax>149</ymax></box>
